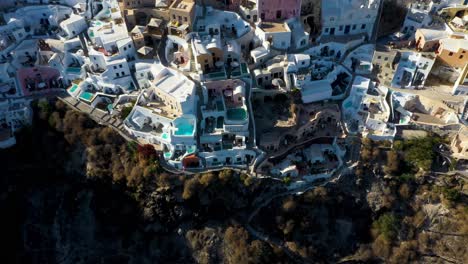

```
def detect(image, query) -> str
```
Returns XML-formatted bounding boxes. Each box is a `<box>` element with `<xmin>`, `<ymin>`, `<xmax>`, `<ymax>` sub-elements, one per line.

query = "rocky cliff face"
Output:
<box><xmin>1</xmin><ymin>102</ymin><xmax>466</xmax><ymax>264</ymax></box>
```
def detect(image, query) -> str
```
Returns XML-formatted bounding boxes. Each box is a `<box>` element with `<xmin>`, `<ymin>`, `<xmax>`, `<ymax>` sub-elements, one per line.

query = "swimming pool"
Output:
<box><xmin>186</xmin><ymin>145</ymin><xmax>196</xmax><ymax>154</ymax></box>
<box><xmin>80</xmin><ymin>92</ymin><xmax>95</xmax><ymax>101</ymax></box>
<box><xmin>161</xmin><ymin>133</ymin><xmax>169</xmax><ymax>140</ymax></box>
<box><xmin>174</xmin><ymin>122</ymin><xmax>194</xmax><ymax>136</ymax></box>
<box><xmin>227</xmin><ymin>108</ymin><xmax>247</xmax><ymax>121</ymax></box>
<box><xmin>67</xmin><ymin>67</ymin><xmax>81</xmax><ymax>74</ymax></box>
<box><xmin>164</xmin><ymin>152</ymin><xmax>172</xmax><ymax>159</ymax></box>
<box><xmin>69</xmin><ymin>84</ymin><xmax>78</xmax><ymax>93</ymax></box>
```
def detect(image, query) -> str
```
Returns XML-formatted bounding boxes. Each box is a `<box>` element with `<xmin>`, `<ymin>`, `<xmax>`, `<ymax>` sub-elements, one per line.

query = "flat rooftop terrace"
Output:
<box><xmin>259</xmin><ymin>21</ymin><xmax>288</xmax><ymax>33</ymax></box>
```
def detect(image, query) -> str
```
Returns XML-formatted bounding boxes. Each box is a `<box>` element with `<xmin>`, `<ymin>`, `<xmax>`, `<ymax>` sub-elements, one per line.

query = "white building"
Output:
<box><xmin>321</xmin><ymin>0</ymin><xmax>380</xmax><ymax>39</ymax></box>
<box><xmin>342</xmin><ymin>77</ymin><xmax>395</xmax><ymax>140</ymax></box>
<box><xmin>255</xmin><ymin>21</ymin><xmax>292</xmax><ymax>50</ymax></box>
<box><xmin>297</xmin><ymin>79</ymin><xmax>333</xmax><ymax>103</ymax></box>
<box><xmin>59</xmin><ymin>13</ymin><xmax>87</xmax><ymax>39</ymax></box>
<box><xmin>391</xmin><ymin>52</ymin><xmax>435</xmax><ymax>89</ymax></box>
<box><xmin>401</xmin><ymin>0</ymin><xmax>435</xmax><ymax>38</ymax></box>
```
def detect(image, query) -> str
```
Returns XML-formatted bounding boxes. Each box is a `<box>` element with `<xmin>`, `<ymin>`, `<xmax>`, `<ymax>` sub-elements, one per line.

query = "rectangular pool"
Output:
<box><xmin>69</xmin><ymin>84</ymin><xmax>78</xmax><ymax>93</ymax></box>
<box><xmin>174</xmin><ymin>122</ymin><xmax>194</xmax><ymax>136</ymax></box>
<box><xmin>80</xmin><ymin>92</ymin><xmax>95</xmax><ymax>102</ymax></box>
<box><xmin>227</xmin><ymin>108</ymin><xmax>247</xmax><ymax>121</ymax></box>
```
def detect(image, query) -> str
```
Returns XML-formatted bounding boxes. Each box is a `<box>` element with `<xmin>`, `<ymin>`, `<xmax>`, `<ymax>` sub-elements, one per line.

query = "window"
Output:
<box><xmin>121</xmin><ymin>71</ymin><xmax>124</xmax><ymax>75</ymax></box>
<box><xmin>352</xmin><ymin>25</ymin><xmax>356</xmax><ymax>30</ymax></box>
<box><xmin>119</xmin><ymin>64</ymin><xmax>123</xmax><ymax>68</ymax></box>
<box><xmin>384</xmin><ymin>57</ymin><xmax>388</xmax><ymax>61</ymax></box>
<box><xmin>339</xmin><ymin>25</ymin><xmax>343</xmax><ymax>31</ymax></box>
<box><xmin>116</xmin><ymin>73</ymin><xmax>120</xmax><ymax>77</ymax></box>
<box><xmin>113</xmin><ymin>66</ymin><xmax>117</xmax><ymax>69</ymax></box>
<box><xmin>378</xmin><ymin>56</ymin><xmax>381</xmax><ymax>59</ymax></box>
<box><xmin>460</xmin><ymin>55</ymin><xmax>464</xmax><ymax>59</ymax></box>
<box><xmin>449</xmin><ymin>52</ymin><xmax>453</xmax><ymax>56</ymax></box>
<box><xmin>173</xmin><ymin>15</ymin><xmax>176</xmax><ymax>20</ymax></box>
<box><xmin>184</xmin><ymin>17</ymin><xmax>188</xmax><ymax>22</ymax></box>
<box><xmin>361</xmin><ymin>24</ymin><xmax>366</xmax><ymax>29</ymax></box>
<box><xmin>325</xmin><ymin>28</ymin><xmax>329</xmax><ymax>33</ymax></box>
<box><xmin>124</xmin><ymin>47</ymin><xmax>127</xmax><ymax>51</ymax></box>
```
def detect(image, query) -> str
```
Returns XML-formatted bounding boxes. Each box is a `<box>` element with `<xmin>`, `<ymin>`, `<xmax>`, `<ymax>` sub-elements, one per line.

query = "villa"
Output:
<box><xmin>342</xmin><ymin>76</ymin><xmax>396</xmax><ymax>141</ymax></box>
<box><xmin>390</xmin><ymin>52</ymin><xmax>435</xmax><ymax>89</ymax></box>
<box><xmin>320</xmin><ymin>0</ymin><xmax>380</xmax><ymax>40</ymax></box>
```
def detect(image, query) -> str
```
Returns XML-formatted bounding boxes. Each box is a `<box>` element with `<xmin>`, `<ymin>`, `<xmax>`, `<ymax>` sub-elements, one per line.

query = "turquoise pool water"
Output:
<box><xmin>69</xmin><ymin>84</ymin><xmax>78</xmax><ymax>93</ymax></box>
<box><xmin>187</xmin><ymin>146</ymin><xmax>196</xmax><ymax>154</ymax></box>
<box><xmin>107</xmin><ymin>104</ymin><xmax>113</xmax><ymax>111</ymax></box>
<box><xmin>162</xmin><ymin>133</ymin><xmax>169</xmax><ymax>140</ymax></box>
<box><xmin>164</xmin><ymin>152</ymin><xmax>172</xmax><ymax>159</ymax></box>
<box><xmin>174</xmin><ymin>122</ymin><xmax>194</xmax><ymax>136</ymax></box>
<box><xmin>227</xmin><ymin>108</ymin><xmax>247</xmax><ymax>121</ymax></box>
<box><xmin>67</xmin><ymin>67</ymin><xmax>81</xmax><ymax>73</ymax></box>
<box><xmin>80</xmin><ymin>92</ymin><xmax>94</xmax><ymax>101</ymax></box>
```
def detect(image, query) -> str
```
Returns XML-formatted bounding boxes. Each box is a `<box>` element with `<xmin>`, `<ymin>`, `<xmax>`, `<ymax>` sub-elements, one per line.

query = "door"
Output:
<box><xmin>344</xmin><ymin>25</ymin><xmax>350</xmax><ymax>34</ymax></box>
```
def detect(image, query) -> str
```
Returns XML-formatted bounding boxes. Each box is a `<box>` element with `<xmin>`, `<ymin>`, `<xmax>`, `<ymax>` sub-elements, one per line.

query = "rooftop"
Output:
<box><xmin>439</xmin><ymin>38</ymin><xmax>468</xmax><ymax>52</ymax></box>
<box><xmin>259</xmin><ymin>21</ymin><xmax>288</xmax><ymax>33</ymax></box>
<box><xmin>170</xmin><ymin>0</ymin><xmax>195</xmax><ymax>11</ymax></box>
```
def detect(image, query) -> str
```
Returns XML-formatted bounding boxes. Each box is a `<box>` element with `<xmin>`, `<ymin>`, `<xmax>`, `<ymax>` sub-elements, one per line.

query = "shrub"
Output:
<box><xmin>182</xmin><ymin>178</ymin><xmax>200</xmax><ymax>200</ymax></box>
<box><xmin>403</xmin><ymin>137</ymin><xmax>440</xmax><ymax>171</ymax></box>
<box><xmin>137</xmin><ymin>144</ymin><xmax>157</xmax><ymax>161</ymax></box>
<box><xmin>442</xmin><ymin>188</ymin><xmax>460</xmax><ymax>202</ymax></box>
<box><xmin>373</xmin><ymin>213</ymin><xmax>399</xmax><ymax>241</ymax></box>
<box><xmin>120</xmin><ymin>106</ymin><xmax>133</xmax><ymax>119</ymax></box>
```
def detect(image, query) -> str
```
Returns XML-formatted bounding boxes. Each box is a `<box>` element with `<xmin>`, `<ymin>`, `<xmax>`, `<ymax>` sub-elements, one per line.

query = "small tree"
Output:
<box><xmin>137</xmin><ymin>144</ymin><xmax>157</xmax><ymax>161</ymax></box>
<box><xmin>373</xmin><ymin>213</ymin><xmax>399</xmax><ymax>241</ymax></box>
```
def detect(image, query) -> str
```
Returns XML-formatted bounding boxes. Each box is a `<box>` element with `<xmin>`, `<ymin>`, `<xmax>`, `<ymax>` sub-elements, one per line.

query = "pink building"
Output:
<box><xmin>199</xmin><ymin>0</ymin><xmax>241</xmax><ymax>11</ymax></box>
<box><xmin>258</xmin><ymin>0</ymin><xmax>302</xmax><ymax>22</ymax></box>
